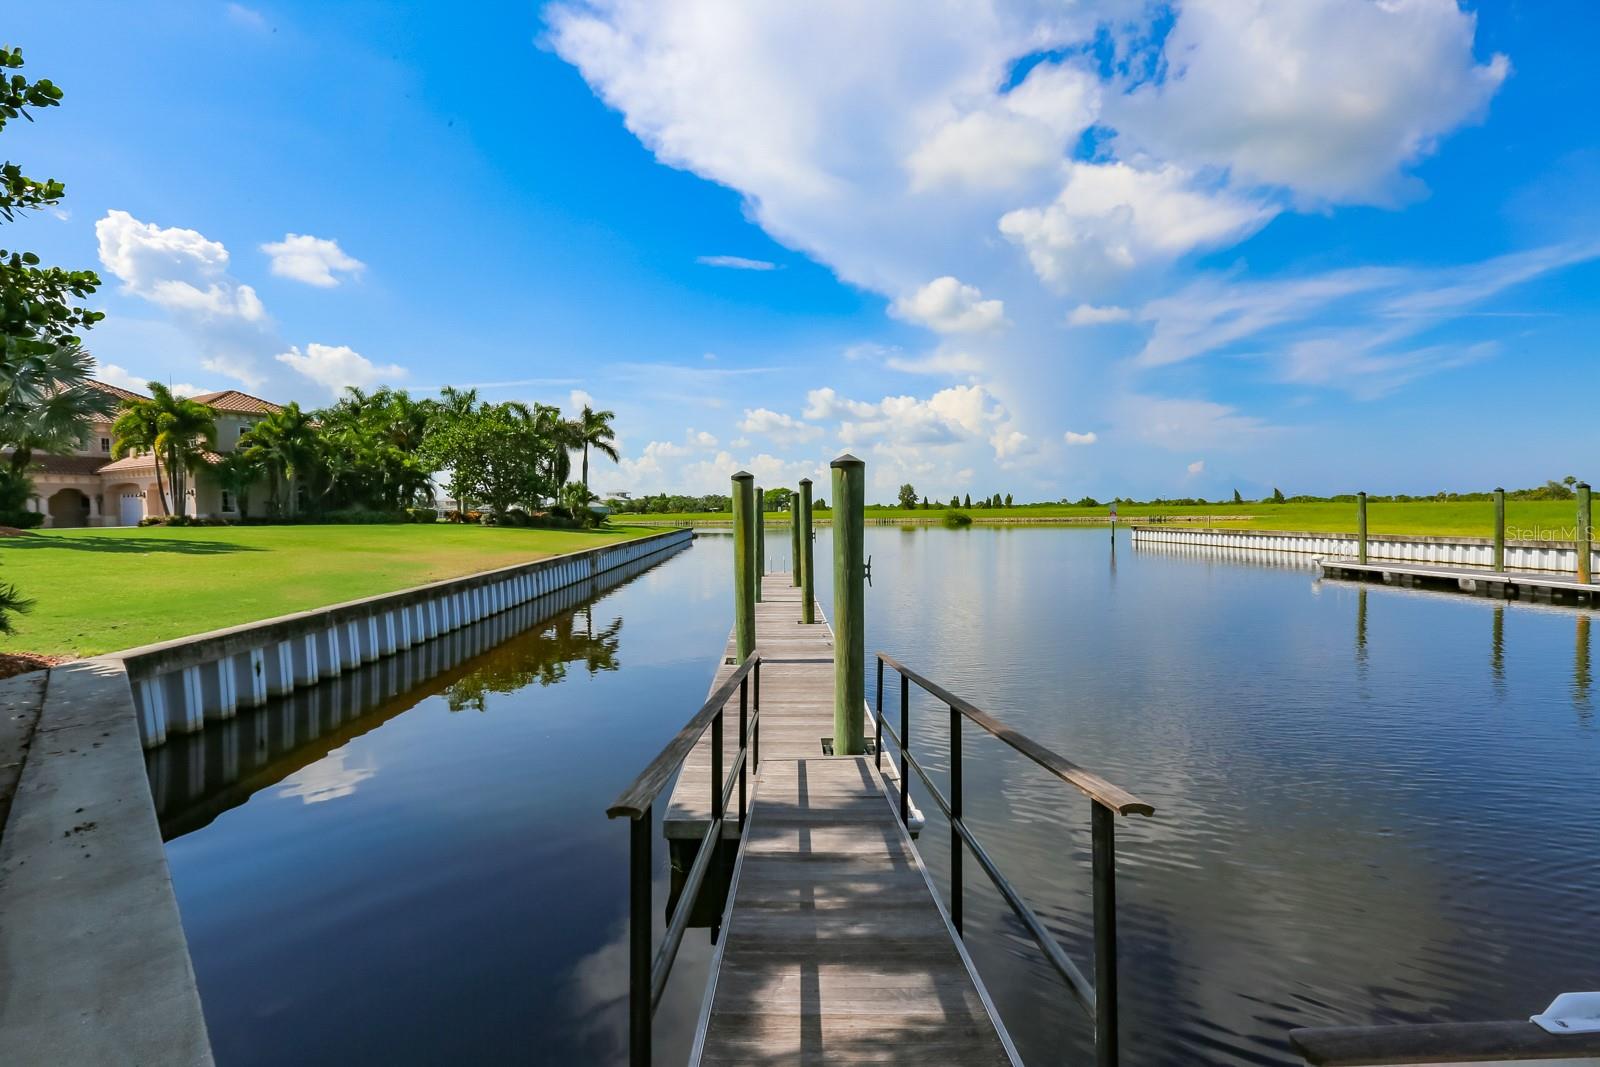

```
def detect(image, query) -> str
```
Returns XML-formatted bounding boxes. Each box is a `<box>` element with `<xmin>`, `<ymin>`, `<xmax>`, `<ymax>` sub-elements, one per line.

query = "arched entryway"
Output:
<box><xmin>106</xmin><ymin>482</ymin><xmax>145</xmax><ymax>526</ymax></box>
<box><xmin>46</xmin><ymin>488</ymin><xmax>91</xmax><ymax>528</ymax></box>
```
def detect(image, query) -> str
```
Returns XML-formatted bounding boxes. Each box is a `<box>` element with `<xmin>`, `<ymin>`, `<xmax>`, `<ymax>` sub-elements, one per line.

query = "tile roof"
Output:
<box><xmin>30</xmin><ymin>454</ymin><xmax>114</xmax><ymax>476</ymax></box>
<box><xmin>187</xmin><ymin>390</ymin><xmax>283</xmax><ymax>415</ymax></box>
<box><xmin>95</xmin><ymin>454</ymin><xmax>158</xmax><ymax>474</ymax></box>
<box><xmin>85</xmin><ymin>379</ymin><xmax>149</xmax><ymax>403</ymax></box>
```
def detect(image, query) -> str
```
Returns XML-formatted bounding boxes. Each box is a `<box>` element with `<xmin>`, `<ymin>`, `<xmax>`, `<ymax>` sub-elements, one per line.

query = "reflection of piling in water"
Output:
<box><xmin>147</xmin><ymin>543</ymin><xmax>677</xmax><ymax>840</ymax></box>
<box><xmin>1491</xmin><ymin>605</ymin><xmax>1505</xmax><ymax>693</ymax></box>
<box><xmin>1355</xmin><ymin>587</ymin><xmax>1368</xmax><ymax>668</ymax></box>
<box><xmin>1577</xmin><ymin>615</ymin><xmax>1592</xmax><ymax>714</ymax></box>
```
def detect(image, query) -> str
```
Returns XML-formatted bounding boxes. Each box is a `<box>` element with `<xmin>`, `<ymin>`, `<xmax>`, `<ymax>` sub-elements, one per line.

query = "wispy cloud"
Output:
<box><xmin>696</xmin><ymin>255</ymin><xmax>777</xmax><ymax>271</ymax></box>
<box><xmin>1133</xmin><ymin>242</ymin><xmax>1600</xmax><ymax>396</ymax></box>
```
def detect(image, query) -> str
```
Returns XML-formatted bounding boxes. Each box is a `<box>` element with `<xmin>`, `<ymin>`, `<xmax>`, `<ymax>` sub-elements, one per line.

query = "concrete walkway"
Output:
<box><xmin>0</xmin><ymin>659</ymin><xmax>212</xmax><ymax>1065</ymax></box>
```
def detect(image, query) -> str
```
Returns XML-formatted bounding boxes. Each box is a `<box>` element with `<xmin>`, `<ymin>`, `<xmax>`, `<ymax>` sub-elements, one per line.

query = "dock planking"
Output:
<box><xmin>664</xmin><ymin>578</ymin><xmax>918</xmax><ymax>841</ymax></box>
<box><xmin>678</xmin><ymin>574</ymin><xmax>1016</xmax><ymax>1065</ymax></box>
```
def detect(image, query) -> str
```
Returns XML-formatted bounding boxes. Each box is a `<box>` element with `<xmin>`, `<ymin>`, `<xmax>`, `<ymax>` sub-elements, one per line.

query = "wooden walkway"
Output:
<box><xmin>676</xmin><ymin>574</ymin><xmax>1016</xmax><ymax>1065</ymax></box>
<box><xmin>1320</xmin><ymin>557</ymin><xmax>1600</xmax><ymax>600</ymax></box>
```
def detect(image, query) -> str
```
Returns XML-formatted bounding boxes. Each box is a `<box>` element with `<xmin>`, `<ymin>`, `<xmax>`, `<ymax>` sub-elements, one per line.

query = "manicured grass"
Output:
<box><xmin>0</xmin><ymin>523</ymin><xmax>658</xmax><ymax>658</ymax></box>
<box><xmin>628</xmin><ymin>500</ymin><xmax>1585</xmax><ymax>539</ymax></box>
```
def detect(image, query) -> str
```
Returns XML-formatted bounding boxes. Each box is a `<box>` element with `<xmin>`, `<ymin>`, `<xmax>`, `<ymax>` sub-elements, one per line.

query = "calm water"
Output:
<box><xmin>156</xmin><ymin>527</ymin><xmax>1600</xmax><ymax>1065</ymax></box>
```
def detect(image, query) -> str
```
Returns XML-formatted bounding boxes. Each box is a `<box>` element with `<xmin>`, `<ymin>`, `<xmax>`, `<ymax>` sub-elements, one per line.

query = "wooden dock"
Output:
<box><xmin>1319</xmin><ymin>557</ymin><xmax>1600</xmax><ymax>601</ymax></box>
<box><xmin>664</xmin><ymin>577</ymin><xmax>920</xmax><ymax>841</ymax></box>
<box><xmin>676</xmin><ymin>574</ymin><xmax>1016</xmax><ymax>1065</ymax></box>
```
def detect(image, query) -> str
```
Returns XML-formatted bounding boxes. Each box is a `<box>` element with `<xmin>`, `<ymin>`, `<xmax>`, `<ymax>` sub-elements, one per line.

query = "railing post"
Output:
<box><xmin>799</xmin><ymin>478</ymin><xmax>816</xmax><ymax>625</ymax></box>
<box><xmin>712</xmin><ymin>710</ymin><xmax>724</xmax><ymax>827</ymax></box>
<box><xmin>753</xmin><ymin>660</ymin><xmax>761</xmax><ymax>767</ymax></box>
<box><xmin>1356</xmin><ymin>491</ymin><xmax>1368</xmax><ymax>565</ymax></box>
<box><xmin>950</xmin><ymin>703</ymin><xmax>963</xmax><ymax>935</ymax></box>
<box><xmin>1579</xmin><ymin>482</ymin><xmax>1592</xmax><ymax>584</ymax></box>
<box><xmin>738</xmin><ymin>676</ymin><xmax>748</xmax><ymax>828</ymax></box>
<box><xmin>791</xmin><ymin>491</ymin><xmax>802</xmax><ymax>586</ymax></box>
<box><xmin>629</xmin><ymin>808</ymin><xmax>652</xmax><ymax>1067</ymax></box>
<box><xmin>899</xmin><ymin>673</ymin><xmax>909</xmax><ymax>826</ymax></box>
<box><xmin>755</xmin><ymin>485</ymin><xmax>765</xmax><ymax>600</ymax></box>
<box><xmin>732</xmin><ymin>472</ymin><xmax>757</xmax><ymax>661</ymax></box>
<box><xmin>1092</xmin><ymin>801</ymin><xmax>1120</xmax><ymax>1067</ymax></box>
<box><xmin>831</xmin><ymin>453</ymin><xmax>866</xmax><ymax>754</ymax></box>
<box><xmin>1493</xmin><ymin>487</ymin><xmax>1506</xmax><ymax>572</ymax></box>
<box><xmin>875</xmin><ymin>656</ymin><xmax>884</xmax><ymax>770</ymax></box>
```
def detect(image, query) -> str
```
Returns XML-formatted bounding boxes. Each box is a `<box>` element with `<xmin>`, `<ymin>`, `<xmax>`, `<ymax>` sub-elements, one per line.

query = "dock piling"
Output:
<box><xmin>1579</xmin><ymin>482</ymin><xmax>1592</xmax><ymax>584</ymax></box>
<box><xmin>1357</xmin><ymin>491</ymin><xmax>1368</xmax><ymax>565</ymax></box>
<box><xmin>799</xmin><ymin>478</ymin><xmax>815</xmax><ymax>624</ymax></box>
<box><xmin>1493</xmin><ymin>487</ymin><xmax>1505</xmax><ymax>572</ymax></box>
<box><xmin>732</xmin><ymin>472</ymin><xmax>756</xmax><ymax>660</ymax></box>
<box><xmin>831</xmin><ymin>454</ymin><xmax>865</xmax><ymax>755</ymax></box>
<box><xmin>755</xmin><ymin>485</ymin><xmax>764</xmax><ymax>601</ymax></box>
<box><xmin>790</xmin><ymin>490</ymin><xmax>801</xmax><ymax>586</ymax></box>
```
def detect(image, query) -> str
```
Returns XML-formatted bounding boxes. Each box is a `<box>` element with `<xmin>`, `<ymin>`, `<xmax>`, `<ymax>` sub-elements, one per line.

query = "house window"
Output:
<box><xmin>100</xmin><ymin>437</ymin><xmax>111</xmax><ymax>453</ymax></box>
<box><xmin>221</xmin><ymin>490</ymin><xmax>236</xmax><ymax>513</ymax></box>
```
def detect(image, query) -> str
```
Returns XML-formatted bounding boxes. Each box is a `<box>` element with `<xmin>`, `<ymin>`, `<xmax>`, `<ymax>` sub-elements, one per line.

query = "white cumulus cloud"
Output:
<box><xmin>1000</xmin><ymin>162</ymin><xmax>1275</xmax><ymax>291</ymax></box>
<box><xmin>261</xmin><ymin>234</ymin><xmax>365</xmax><ymax>288</ymax></box>
<box><xmin>1067</xmin><ymin>304</ymin><xmax>1132</xmax><ymax>326</ymax></box>
<box><xmin>275</xmin><ymin>343</ymin><xmax>407</xmax><ymax>394</ymax></box>
<box><xmin>1110</xmin><ymin>0</ymin><xmax>1509</xmax><ymax>205</ymax></box>
<box><xmin>738</xmin><ymin>407</ymin><xmax>822</xmax><ymax>445</ymax></box>
<box><xmin>1064</xmin><ymin>430</ymin><xmax>1098</xmax><ymax>446</ymax></box>
<box><xmin>890</xmin><ymin>276</ymin><xmax>1006</xmax><ymax>333</ymax></box>
<box><xmin>96</xmin><ymin>210</ymin><xmax>265</xmax><ymax>321</ymax></box>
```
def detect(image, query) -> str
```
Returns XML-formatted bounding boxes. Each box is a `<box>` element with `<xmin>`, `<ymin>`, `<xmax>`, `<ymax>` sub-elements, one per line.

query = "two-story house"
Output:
<box><xmin>23</xmin><ymin>382</ymin><xmax>283</xmax><ymax>527</ymax></box>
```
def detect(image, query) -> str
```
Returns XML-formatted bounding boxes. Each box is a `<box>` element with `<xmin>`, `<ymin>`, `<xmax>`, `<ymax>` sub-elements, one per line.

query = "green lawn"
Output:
<box><xmin>628</xmin><ymin>499</ymin><xmax>1584</xmax><ymax>539</ymax></box>
<box><xmin>0</xmin><ymin>523</ymin><xmax>658</xmax><ymax>658</ymax></box>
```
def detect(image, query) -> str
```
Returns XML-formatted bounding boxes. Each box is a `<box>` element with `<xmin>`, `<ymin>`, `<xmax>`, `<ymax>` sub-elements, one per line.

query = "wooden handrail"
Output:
<box><xmin>607</xmin><ymin>651</ymin><xmax>762</xmax><ymax>819</ymax></box>
<box><xmin>876</xmin><ymin>652</ymin><xmax>1154</xmax><ymax>817</ymax></box>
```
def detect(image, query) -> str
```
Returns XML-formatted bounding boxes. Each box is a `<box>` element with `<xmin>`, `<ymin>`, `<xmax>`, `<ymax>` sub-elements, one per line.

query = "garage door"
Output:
<box><xmin>119</xmin><ymin>492</ymin><xmax>143</xmax><ymax>526</ymax></box>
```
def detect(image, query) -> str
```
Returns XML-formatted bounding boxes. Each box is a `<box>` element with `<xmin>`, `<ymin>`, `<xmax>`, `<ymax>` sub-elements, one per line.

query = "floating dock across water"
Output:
<box><xmin>1319</xmin><ymin>557</ymin><xmax>1600</xmax><ymax>602</ymax></box>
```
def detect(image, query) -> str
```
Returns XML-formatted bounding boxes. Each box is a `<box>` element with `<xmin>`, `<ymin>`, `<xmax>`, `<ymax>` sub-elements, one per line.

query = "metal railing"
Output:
<box><xmin>606</xmin><ymin>650</ymin><xmax>761</xmax><ymax>1067</ymax></box>
<box><xmin>875</xmin><ymin>652</ymin><xmax>1154</xmax><ymax>1067</ymax></box>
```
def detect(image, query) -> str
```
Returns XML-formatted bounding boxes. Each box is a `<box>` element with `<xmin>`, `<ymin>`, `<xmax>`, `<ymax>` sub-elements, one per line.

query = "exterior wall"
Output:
<box><xmin>118</xmin><ymin>528</ymin><xmax>694</xmax><ymax>748</ymax></box>
<box><xmin>1130</xmin><ymin>525</ymin><xmax>1600</xmax><ymax>574</ymax></box>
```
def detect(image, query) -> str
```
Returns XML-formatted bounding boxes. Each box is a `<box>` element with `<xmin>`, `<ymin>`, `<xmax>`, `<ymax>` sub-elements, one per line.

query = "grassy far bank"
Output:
<box><xmin>0</xmin><ymin>523</ymin><xmax>658</xmax><ymax>658</ymax></box>
<box><xmin>626</xmin><ymin>499</ymin><xmax>1588</xmax><ymax>539</ymax></box>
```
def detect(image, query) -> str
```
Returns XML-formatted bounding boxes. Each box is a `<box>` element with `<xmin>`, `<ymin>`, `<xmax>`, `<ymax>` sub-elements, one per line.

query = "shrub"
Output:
<box><xmin>942</xmin><ymin>509</ymin><xmax>972</xmax><ymax>528</ymax></box>
<box><xmin>407</xmin><ymin>507</ymin><xmax>438</xmax><ymax>523</ymax></box>
<box><xmin>0</xmin><ymin>509</ymin><xmax>44</xmax><ymax>530</ymax></box>
<box><xmin>321</xmin><ymin>509</ymin><xmax>411</xmax><ymax>525</ymax></box>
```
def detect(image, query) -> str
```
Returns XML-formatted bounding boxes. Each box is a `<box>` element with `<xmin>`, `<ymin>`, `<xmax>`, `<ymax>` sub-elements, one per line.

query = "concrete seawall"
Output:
<box><xmin>115</xmin><ymin>528</ymin><xmax>693</xmax><ymax>749</ymax></box>
<box><xmin>1130</xmin><ymin>525</ymin><xmax>1600</xmax><ymax>574</ymax></box>
<box><xmin>0</xmin><ymin>528</ymin><xmax>693</xmax><ymax>1065</ymax></box>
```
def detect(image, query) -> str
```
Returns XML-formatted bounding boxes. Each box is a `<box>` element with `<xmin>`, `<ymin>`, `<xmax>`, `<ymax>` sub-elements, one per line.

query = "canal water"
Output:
<box><xmin>153</xmin><ymin>527</ymin><xmax>1600</xmax><ymax>1065</ymax></box>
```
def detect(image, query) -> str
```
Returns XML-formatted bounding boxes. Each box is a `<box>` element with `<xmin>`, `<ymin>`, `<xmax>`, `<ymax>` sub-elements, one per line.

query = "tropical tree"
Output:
<box><xmin>314</xmin><ymin>386</ymin><xmax>435</xmax><ymax>510</ymax></box>
<box><xmin>111</xmin><ymin>383</ymin><xmax>217</xmax><ymax>517</ymax></box>
<box><xmin>212</xmin><ymin>449</ymin><xmax>262</xmax><ymax>518</ymax></box>
<box><xmin>0</xmin><ymin>47</ymin><xmax>99</xmax><ymax>629</ymax></box>
<box><xmin>570</xmin><ymin>404</ymin><xmax>619</xmax><ymax>491</ymax></box>
<box><xmin>559</xmin><ymin>480</ymin><xmax>597</xmax><ymax>524</ymax></box>
<box><xmin>238</xmin><ymin>403</ymin><xmax>317</xmax><ymax>516</ymax></box>
<box><xmin>0</xmin><ymin>343</ymin><xmax>117</xmax><ymax>477</ymax></box>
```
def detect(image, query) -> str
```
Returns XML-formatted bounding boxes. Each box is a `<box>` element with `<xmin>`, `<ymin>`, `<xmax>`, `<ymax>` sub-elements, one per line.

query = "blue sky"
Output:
<box><xmin>9</xmin><ymin>1</ymin><xmax>1600</xmax><ymax>500</ymax></box>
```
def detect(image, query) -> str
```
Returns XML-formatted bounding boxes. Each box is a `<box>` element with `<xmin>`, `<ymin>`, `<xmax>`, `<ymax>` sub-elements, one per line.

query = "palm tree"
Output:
<box><xmin>0</xmin><ymin>343</ymin><xmax>118</xmax><ymax>478</ymax></box>
<box><xmin>239</xmin><ymin>403</ymin><xmax>317</xmax><ymax>516</ymax></box>
<box><xmin>212</xmin><ymin>449</ymin><xmax>263</xmax><ymax>518</ymax></box>
<box><xmin>570</xmin><ymin>405</ymin><xmax>619</xmax><ymax>491</ymax></box>
<box><xmin>111</xmin><ymin>383</ymin><xmax>217</xmax><ymax>517</ymax></box>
